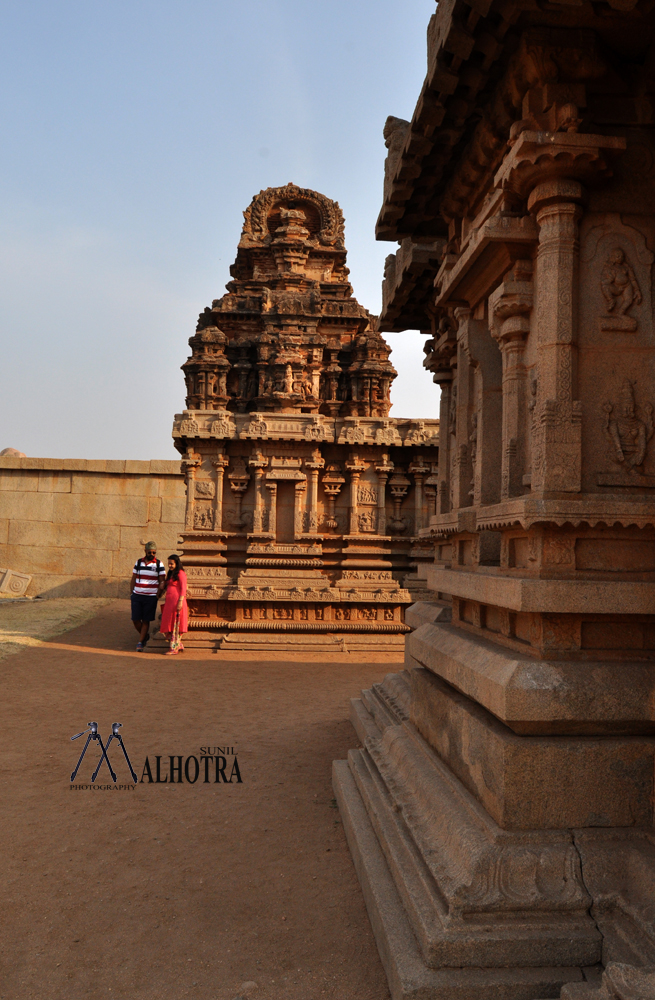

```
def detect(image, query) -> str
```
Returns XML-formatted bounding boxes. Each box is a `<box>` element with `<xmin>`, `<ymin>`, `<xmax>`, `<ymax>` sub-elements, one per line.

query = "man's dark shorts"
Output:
<box><xmin>131</xmin><ymin>594</ymin><xmax>158</xmax><ymax>623</ymax></box>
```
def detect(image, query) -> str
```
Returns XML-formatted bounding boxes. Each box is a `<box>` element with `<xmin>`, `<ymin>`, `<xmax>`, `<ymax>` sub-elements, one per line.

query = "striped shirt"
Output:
<box><xmin>132</xmin><ymin>558</ymin><xmax>166</xmax><ymax>596</ymax></box>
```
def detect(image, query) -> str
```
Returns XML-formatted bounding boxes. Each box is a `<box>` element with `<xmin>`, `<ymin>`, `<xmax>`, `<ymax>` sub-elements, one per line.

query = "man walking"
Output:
<box><xmin>130</xmin><ymin>541</ymin><xmax>166</xmax><ymax>651</ymax></box>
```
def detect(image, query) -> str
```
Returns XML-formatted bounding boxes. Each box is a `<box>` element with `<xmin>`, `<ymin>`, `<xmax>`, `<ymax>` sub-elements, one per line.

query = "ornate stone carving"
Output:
<box><xmin>357</xmin><ymin>486</ymin><xmax>378</xmax><ymax>505</ymax></box>
<box><xmin>179</xmin><ymin>417</ymin><xmax>199</xmax><ymax>436</ymax></box>
<box><xmin>602</xmin><ymin>379</ymin><xmax>654</xmax><ymax>478</ymax></box>
<box><xmin>209</xmin><ymin>414</ymin><xmax>234</xmax><ymax>438</ymax></box>
<box><xmin>358</xmin><ymin>510</ymin><xmax>377</xmax><ymax>533</ymax></box>
<box><xmin>240</xmin><ymin>182</ymin><xmax>346</xmax><ymax>249</ymax></box>
<box><xmin>193</xmin><ymin>504</ymin><xmax>214</xmax><ymax>530</ymax></box>
<box><xmin>600</xmin><ymin>248</ymin><xmax>642</xmax><ymax>332</ymax></box>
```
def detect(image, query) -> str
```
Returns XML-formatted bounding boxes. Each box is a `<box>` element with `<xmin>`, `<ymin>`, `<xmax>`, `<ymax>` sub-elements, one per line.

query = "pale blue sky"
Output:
<box><xmin>0</xmin><ymin>1</ymin><xmax>438</xmax><ymax>459</ymax></box>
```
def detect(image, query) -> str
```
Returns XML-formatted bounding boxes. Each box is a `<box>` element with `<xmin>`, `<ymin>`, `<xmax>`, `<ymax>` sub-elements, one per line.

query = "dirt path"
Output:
<box><xmin>0</xmin><ymin>597</ymin><xmax>113</xmax><ymax>660</ymax></box>
<box><xmin>0</xmin><ymin>600</ymin><xmax>392</xmax><ymax>1000</ymax></box>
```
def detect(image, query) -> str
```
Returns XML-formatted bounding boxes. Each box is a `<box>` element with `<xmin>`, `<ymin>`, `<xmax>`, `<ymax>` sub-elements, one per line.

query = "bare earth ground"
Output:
<box><xmin>0</xmin><ymin>599</ymin><xmax>392</xmax><ymax>1000</ymax></box>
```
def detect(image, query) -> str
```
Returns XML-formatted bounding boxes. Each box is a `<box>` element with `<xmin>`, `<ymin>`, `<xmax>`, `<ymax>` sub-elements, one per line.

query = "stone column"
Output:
<box><xmin>293</xmin><ymin>480</ymin><xmax>307</xmax><ymax>538</ymax></box>
<box><xmin>265</xmin><ymin>481</ymin><xmax>277</xmax><ymax>537</ymax></box>
<box><xmin>181</xmin><ymin>450</ymin><xmax>201</xmax><ymax>530</ymax></box>
<box><xmin>423</xmin><ymin>314</ymin><xmax>457</xmax><ymax>516</ymax></box>
<box><xmin>409</xmin><ymin>457</ymin><xmax>430</xmax><ymax>534</ymax></box>
<box><xmin>375</xmin><ymin>454</ymin><xmax>393</xmax><ymax>536</ymax></box>
<box><xmin>528</xmin><ymin>179</ymin><xmax>584</xmax><ymax>494</ymax></box>
<box><xmin>489</xmin><ymin>261</ymin><xmax>533</xmax><ymax>499</ymax></box>
<box><xmin>345</xmin><ymin>455</ymin><xmax>366</xmax><ymax>534</ymax></box>
<box><xmin>305</xmin><ymin>449</ymin><xmax>325</xmax><ymax>534</ymax></box>
<box><xmin>435</xmin><ymin>374</ymin><xmax>453</xmax><ymax>513</ymax></box>
<box><xmin>211</xmin><ymin>449</ymin><xmax>229</xmax><ymax>531</ymax></box>
<box><xmin>248</xmin><ymin>450</ymin><xmax>268</xmax><ymax>533</ymax></box>
<box><xmin>451</xmin><ymin>308</ymin><xmax>474</xmax><ymax>510</ymax></box>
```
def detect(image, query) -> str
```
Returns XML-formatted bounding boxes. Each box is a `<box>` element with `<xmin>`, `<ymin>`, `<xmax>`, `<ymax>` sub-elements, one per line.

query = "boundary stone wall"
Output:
<box><xmin>0</xmin><ymin>458</ymin><xmax>185</xmax><ymax>597</ymax></box>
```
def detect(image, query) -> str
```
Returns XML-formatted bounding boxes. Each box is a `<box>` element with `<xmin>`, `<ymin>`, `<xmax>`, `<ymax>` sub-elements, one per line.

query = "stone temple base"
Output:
<box><xmin>334</xmin><ymin>666</ymin><xmax>655</xmax><ymax>999</ymax></box>
<box><xmin>151</xmin><ymin>626</ymin><xmax>407</xmax><ymax>659</ymax></box>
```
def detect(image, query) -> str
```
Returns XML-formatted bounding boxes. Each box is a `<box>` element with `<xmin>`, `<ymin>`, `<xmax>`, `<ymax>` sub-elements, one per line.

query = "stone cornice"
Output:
<box><xmin>376</xmin><ymin>5</ymin><xmax>647</xmax><ymax>244</ymax></box>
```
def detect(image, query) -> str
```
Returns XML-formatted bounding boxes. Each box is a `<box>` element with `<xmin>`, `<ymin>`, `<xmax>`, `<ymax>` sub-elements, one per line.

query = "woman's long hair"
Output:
<box><xmin>166</xmin><ymin>553</ymin><xmax>184</xmax><ymax>582</ymax></box>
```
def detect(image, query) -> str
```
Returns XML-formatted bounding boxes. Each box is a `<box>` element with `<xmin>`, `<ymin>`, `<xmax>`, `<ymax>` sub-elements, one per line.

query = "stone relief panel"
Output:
<box><xmin>580</xmin><ymin>214</ymin><xmax>653</xmax><ymax>336</ymax></box>
<box><xmin>599</xmin><ymin>378</ymin><xmax>655</xmax><ymax>485</ymax></box>
<box><xmin>193</xmin><ymin>504</ymin><xmax>214</xmax><ymax>530</ymax></box>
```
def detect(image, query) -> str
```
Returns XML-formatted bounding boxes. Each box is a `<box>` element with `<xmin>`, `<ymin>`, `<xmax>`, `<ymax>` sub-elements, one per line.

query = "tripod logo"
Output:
<box><xmin>70</xmin><ymin>722</ymin><xmax>137</xmax><ymax>784</ymax></box>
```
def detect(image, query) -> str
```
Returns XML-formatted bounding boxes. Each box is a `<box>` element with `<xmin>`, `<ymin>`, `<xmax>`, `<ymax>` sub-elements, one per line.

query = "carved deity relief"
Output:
<box><xmin>602</xmin><ymin>379</ymin><xmax>654</xmax><ymax>477</ymax></box>
<box><xmin>581</xmin><ymin>216</ymin><xmax>654</xmax><ymax>339</ymax></box>
<box><xmin>194</xmin><ymin>505</ymin><xmax>214</xmax><ymax>530</ymax></box>
<box><xmin>358</xmin><ymin>510</ymin><xmax>377</xmax><ymax>533</ymax></box>
<box><xmin>600</xmin><ymin>248</ymin><xmax>642</xmax><ymax>331</ymax></box>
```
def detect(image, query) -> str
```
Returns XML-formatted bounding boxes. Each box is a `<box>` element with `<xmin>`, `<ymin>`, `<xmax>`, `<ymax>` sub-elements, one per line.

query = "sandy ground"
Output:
<box><xmin>0</xmin><ymin>599</ymin><xmax>392</xmax><ymax>1000</ymax></box>
<box><xmin>0</xmin><ymin>598</ymin><xmax>114</xmax><ymax>660</ymax></box>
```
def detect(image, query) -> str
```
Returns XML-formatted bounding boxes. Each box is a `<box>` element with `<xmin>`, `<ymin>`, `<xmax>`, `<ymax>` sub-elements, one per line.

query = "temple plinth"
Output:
<box><xmin>172</xmin><ymin>184</ymin><xmax>438</xmax><ymax>654</ymax></box>
<box><xmin>334</xmin><ymin>8</ymin><xmax>655</xmax><ymax>1000</ymax></box>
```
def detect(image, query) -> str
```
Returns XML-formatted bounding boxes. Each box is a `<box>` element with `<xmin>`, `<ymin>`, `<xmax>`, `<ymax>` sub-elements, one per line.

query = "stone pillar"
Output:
<box><xmin>211</xmin><ymin>449</ymin><xmax>229</xmax><ymax>531</ymax></box>
<box><xmin>409</xmin><ymin>457</ymin><xmax>429</xmax><ymax>534</ymax></box>
<box><xmin>182</xmin><ymin>450</ymin><xmax>201</xmax><ymax>529</ymax></box>
<box><xmin>293</xmin><ymin>480</ymin><xmax>307</xmax><ymax>538</ymax></box>
<box><xmin>489</xmin><ymin>261</ymin><xmax>533</xmax><ymax>499</ymax></box>
<box><xmin>451</xmin><ymin>308</ymin><xmax>474</xmax><ymax>510</ymax></box>
<box><xmin>346</xmin><ymin>455</ymin><xmax>366</xmax><ymax>534</ymax></box>
<box><xmin>375</xmin><ymin>454</ymin><xmax>393</xmax><ymax>536</ymax></box>
<box><xmin>435</xmin><ymin>374</ymin><xmax>453</xmax><ymax>513</ymax></box>
<box><xmin>248</xmin><ymin>450</ymin><xmax>268</xmax><ymax>533</ymax></box>
<box><xmin>265</xmin><ymin>481</ymin><xmax>277</xmax><ymax>537</ymax></box>
<box><xmin>305</xmin><ymin>449</ymin><xmax>325</xmax><ymax>534</ymax></box>
<box><xmin>529</xmin><ymin>179</ymin><xmax>584</xmax><ymax>494</ymax></box>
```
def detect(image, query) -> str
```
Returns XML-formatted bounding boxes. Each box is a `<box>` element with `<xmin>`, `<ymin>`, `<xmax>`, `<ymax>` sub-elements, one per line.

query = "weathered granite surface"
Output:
<box><xmin>336</xmin><ymin>0</ymin><xmax>655</xmax><ymax>995</ymax></box>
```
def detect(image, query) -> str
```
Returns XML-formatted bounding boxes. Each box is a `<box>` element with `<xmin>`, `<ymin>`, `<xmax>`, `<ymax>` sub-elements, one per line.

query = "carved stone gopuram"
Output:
<box><xmin>172</xmin><ymin>184</ymin><xmax>438</xmax><ymax>653</ymax></box>
<box><xmin>334</xmin><ymin>5</ymin><xmax>655</xmax><ymax>999</ymax></box>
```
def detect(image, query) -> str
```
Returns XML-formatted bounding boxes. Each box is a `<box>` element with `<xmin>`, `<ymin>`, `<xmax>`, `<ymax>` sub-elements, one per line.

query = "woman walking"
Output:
<box><xmin>160</xmin><ymin>554</ymin><xmax>188</xmax><ymax>655</ymax></box>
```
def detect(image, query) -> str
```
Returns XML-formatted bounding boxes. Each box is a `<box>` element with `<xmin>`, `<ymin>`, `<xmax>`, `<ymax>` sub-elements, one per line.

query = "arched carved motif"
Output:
<box><xmin>240</xmin><ymin>183</ymin><xmax>345</xmax><ymax>249</ymax></box>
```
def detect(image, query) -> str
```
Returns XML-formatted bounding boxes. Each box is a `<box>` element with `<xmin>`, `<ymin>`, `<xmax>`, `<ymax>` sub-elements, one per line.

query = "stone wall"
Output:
<box><xmin>0</xmin><ymin>458</ymin><xmax>185</xmax><ymax>597</ymax></box>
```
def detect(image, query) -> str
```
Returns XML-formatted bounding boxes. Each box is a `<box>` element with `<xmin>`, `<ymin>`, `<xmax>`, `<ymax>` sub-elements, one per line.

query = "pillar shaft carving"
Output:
<box><xmin>529</xmin><ymin>183</ymin><xmax>583</xmax><ymax>493</ymax></box>
<box><xmin>181</xmin><ymin>451</ymin><xmax>202</xmax><ymax>529</ymax></box>
<box><xmin>489</xmin><ymin>260</ymin><xmax>533</xmax><ymax>499</ymax></box>
<box><xmin>211</xmin><ymin>450</ymin><xmax>229</xmax><ymax>532</ymax></box>
<box><xmin>248</xmin><ymin>451</ymin><xmax>269</xmax><ymax>533</ymax></box>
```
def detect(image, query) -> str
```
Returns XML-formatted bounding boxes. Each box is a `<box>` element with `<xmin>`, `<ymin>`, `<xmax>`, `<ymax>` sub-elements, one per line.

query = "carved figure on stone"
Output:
<box><xmin>179</xmin><ymin>417</ymin><xmax>199</xmax><ymax>436</ymax></box>
<box><xmin>344</xmin><ymin>423</ymin><xmax>366</xmax><ymax>444</ymax></box>
<box><xmin>358</xmin><ymin>510</ymin><xmax>376</xmax><ymax>533</ymax></box>
<box><xmin>210</xmin><ymin>416</ymin><xmax>233</xmax><ymax>438</ymax></box>
<box><xmin>603</xmin><ymin>379</ymin><xmax>654</xmax><ymax>470</ymax></box>
<box><xmin>194</xmin><ymin>506</ymin><xmax>214</xmax><ymax>530</ymax></box>
<box><xmin>358</xmin><ymin>486</ymin><xmax>378</xmax><ymax>505</ymax></box>
<box><xmin>601</xmin><ymin>248</ymin><xmax>641</xmax><ymax>319</ymax></box>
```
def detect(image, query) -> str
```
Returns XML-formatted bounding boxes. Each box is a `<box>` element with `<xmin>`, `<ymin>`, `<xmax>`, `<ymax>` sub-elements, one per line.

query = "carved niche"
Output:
<box><xmin>599</xmin><ymin>379</ymin><xmax>655</xmax><ymax>485</ymax></box>
<box><xmin>581</xmin><ymin>215</ymin><xmax>653</xmax><ymax>334</ymax></box>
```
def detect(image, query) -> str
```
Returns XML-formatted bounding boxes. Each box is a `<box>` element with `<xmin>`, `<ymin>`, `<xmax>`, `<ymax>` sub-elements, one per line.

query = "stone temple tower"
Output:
<box><xmin>172</xmin><ymin>183</ymin><xmax>439</xmax><ymax>655</ymax></box>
